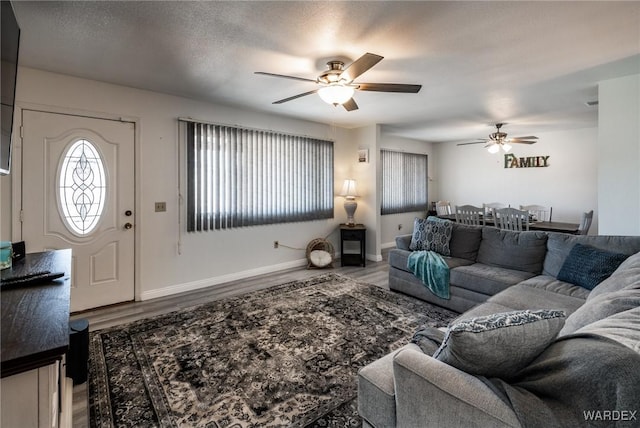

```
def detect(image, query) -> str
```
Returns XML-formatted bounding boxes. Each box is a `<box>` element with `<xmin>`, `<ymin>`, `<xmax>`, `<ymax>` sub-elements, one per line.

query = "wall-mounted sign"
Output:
<box><xmin>504</xmin><ymin>153</ymin><xmax>550</xmax><ymax>169</ymax></box>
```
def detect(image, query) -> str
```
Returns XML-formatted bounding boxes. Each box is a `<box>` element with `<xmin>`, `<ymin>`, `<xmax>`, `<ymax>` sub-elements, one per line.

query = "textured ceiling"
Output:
<box><xmin>12</xmin><ymin>1</ymin><xmax>640</xmax><ymax>143</ymax></box>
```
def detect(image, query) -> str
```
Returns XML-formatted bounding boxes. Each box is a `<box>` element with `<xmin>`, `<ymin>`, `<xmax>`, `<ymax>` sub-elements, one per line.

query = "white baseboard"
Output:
<box><xmin>140</xmin><ymin>258</ymin><xmax>308</xmax><ymax>301</ymax></box>
<box><xmin>367</xmin><ymin>253</ymin><xmax>383</xmax><ymax>262</ymax></box>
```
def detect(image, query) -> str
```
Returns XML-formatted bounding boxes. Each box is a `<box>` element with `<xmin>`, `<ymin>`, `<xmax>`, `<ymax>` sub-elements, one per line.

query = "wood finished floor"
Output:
<box><xmin>71</xmin><ymin>252</ymin><xmax>391</xmax><ymax>428</ymax></box>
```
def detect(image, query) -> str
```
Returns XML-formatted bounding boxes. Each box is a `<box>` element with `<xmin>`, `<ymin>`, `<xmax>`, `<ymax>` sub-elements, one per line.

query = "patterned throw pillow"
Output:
<box><xmin>409</xmin><ymin>217</ymin><xmax>453</xmax><ymax>256</ymax></box>
<box><xmin>557</xmin><ymin>243</ymin><xmax>629</xmax><ymax>290</ymax></box>
<box><xmin>433</xmin><ymin>309</ymin><xmax>566</xmax><ymax>378</ymax></box>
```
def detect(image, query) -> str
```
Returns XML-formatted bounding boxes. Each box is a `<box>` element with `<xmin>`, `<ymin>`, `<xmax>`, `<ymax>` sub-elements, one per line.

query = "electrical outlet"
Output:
<box><xmin>155</xmin><ymin>202</ymin><xmax>167</xmax><ymax>212</ymax></box>
<box><xmin>274</xmin><ymin>241</ymin><xmax>279</xmax><ymax>249</ymax></box>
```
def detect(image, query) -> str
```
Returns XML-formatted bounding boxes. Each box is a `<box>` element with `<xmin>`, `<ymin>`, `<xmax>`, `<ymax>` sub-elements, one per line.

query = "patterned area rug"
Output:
<box><xmin>89</xmin><ymin>273</ymin><xmax>457</xmax><ymax>427</ymax></box>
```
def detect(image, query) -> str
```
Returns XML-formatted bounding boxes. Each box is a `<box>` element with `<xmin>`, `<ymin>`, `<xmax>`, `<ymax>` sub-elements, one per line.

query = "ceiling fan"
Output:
<box><xmin>255</xmin><ymin>53</ymin><xmax>421</xmax><ymax>111</ymax></box>
<box><xmin>457</xmin><ymin>123</ymin><xmax>538</xmax><ymax>153</ymax></box>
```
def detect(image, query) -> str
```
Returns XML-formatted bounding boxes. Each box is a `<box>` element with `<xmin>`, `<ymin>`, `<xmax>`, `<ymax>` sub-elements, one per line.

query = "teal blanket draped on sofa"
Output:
<box><xmin>407</xmin><ymin>250</ymin><xmax>450</xmax><ymax>299</ymax></box>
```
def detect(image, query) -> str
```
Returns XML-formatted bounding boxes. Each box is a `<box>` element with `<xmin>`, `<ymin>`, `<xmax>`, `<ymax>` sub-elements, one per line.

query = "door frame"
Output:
<box><xmin>12</xmin><ymin>102</ymin><xmax>141</xmax><ymax>304</ymax></box>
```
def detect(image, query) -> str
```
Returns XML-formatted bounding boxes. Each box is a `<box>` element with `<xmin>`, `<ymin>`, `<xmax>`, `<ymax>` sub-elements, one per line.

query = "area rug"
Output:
<box><xmin>89</xmin><ymin>273</ymin><xmax>457</xmax><ymax>427</ymax></box>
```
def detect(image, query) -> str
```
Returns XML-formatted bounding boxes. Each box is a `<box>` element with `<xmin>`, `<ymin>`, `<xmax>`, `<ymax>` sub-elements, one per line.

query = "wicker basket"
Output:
<box><xmin>305</xmin><ymin>238</ymin><xmax>335</xmax><ymax>269</ymax></box>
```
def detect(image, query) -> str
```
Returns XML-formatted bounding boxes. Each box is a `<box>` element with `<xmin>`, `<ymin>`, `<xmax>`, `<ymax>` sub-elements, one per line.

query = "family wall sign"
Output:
<box><xmin>504</xmin><ymin>153</ymin><xmax>550</xmax><ymax>169</ymax></box>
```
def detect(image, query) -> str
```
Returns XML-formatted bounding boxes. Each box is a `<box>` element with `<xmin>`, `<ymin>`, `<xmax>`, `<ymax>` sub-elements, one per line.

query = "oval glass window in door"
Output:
<box><xmin>58</xmin><ymin>139</ymin><xmax>107</xmax><ymax>235</ymax></box>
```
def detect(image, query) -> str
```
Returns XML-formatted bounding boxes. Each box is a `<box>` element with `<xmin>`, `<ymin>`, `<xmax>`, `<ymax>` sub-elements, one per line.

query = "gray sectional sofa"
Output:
<box><xmin>358</xmin><ymin>222</ymin><xmax>640</xmax><ymax>427</ymax></box>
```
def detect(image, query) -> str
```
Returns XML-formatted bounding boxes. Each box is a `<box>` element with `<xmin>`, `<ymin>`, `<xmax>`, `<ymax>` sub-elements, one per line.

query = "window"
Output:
<box><xmin>58</xmin><ymin>139</ymin><xmax>107</xmax><ymax>235</ymax></box>
<box><xmin>381</xmin><ymin>150</ymin><xmax>428</xmax><ymax>215</ymax></box>
<box><xmin>184</xmin><ymin>121</ymin><xmax>334</xmax><ymax>231</ymax></box>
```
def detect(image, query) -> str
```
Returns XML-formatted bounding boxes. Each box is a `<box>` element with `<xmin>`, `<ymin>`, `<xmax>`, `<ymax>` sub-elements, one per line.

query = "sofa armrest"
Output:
<box><xmin>395</xmin><ymin>234</ymin><xmax>413</xmax><ymax>251</ymax></box>
<box><xmin>392</xmin><ymin>348</ymin><xmax>521</xmax><ymax>428</ymax></box>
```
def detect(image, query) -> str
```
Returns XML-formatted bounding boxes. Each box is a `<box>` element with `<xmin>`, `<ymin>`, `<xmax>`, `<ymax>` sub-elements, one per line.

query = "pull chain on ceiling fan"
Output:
<box><xmin>457</xmin><ymin>123</ymin><xmax>538</xmax><ymax>153</ymax></box>
<box><xmin>255</xmin><ymin>53</ymin><xmax>422</xmax><ymax>111</ymax></box>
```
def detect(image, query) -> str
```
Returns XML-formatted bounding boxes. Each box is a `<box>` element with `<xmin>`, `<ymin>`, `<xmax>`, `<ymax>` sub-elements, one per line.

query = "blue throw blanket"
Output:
<box><xmin>407</xmin><ymin>250</ymin><xmax>450</xmax><ymax>299</ymax></box>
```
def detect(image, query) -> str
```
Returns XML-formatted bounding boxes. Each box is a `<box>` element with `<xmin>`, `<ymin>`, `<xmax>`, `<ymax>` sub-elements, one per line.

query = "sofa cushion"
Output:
<box><xmin>588</xmin><ymin>251</ymin><xmax>640</xmax><ymax>301</ymax></box>
<box><xmin>449</xmin><ymin>223</ymin><xmax>483</xmax><ymax>261</ymax></box>
<box><xmin>559</xmin><ymin>287</ymin><xmax>640</xmax><ymax>336</ymax></box>
<box><xmin>455</xmin><ymin>302</ymin><xmax>519</xmax><ymax>321</ymax></box>
<box><xmin>450</xmin><ymin>263</ymin><xmax>536</xmax><ymax>296</ymax></box>
<box><xmin>433</xmin><ymin>309</ymin><xmax>566</xmax><ymax>378</ymax></box>
<box><xmin>477</xmin><ymin>228</ymin><xmax>548</xmax><ymax>274</ymax></box>
<box><xmin>557</xmin><ymin>244</ymin><xmax>628</xmax><ymax>290</ymax></box>
<box><xmin>487</xmin><ymin>282</ymin><xmax>587</xmax><ymax>316</ymax></box>
<box><xmin>517</xmin><ymin>275</ymin><xmax>590</xmax><ymax>300</ymax></box>
<box><xmin>486</xmin><ymin>335</ymin><xmax>640</xmax><ymax>428</ymax></box>
<box><xmin>574</xmin><ymin>307</ymin><xmax>640</xmax><ymax>353</ymax></box>
<box><xmin>409</xmin><ymin>217</ymin><xmax>453</xmax><ymax>255</ymax></box>
<box><xmin>542</xmin><ymin>233</ymin><xmax>640</xmax><ymax>278</ymax></box>
<box><xmin>389</xmin><ymin>249</ymin><xmax>474</xmax><ymax>274</ymax></box>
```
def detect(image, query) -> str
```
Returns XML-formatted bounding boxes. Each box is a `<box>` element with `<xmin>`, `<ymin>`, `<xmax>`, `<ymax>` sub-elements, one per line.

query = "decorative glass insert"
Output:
<box><xmin>59</xmin><ymin>139</ymin><xmax>107</xmax><ymax>235</ymax></box>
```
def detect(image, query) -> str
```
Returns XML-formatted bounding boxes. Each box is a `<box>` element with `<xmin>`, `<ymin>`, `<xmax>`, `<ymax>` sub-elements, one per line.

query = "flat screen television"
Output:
<box><xmin>1</xmin><ymin>0</ymin><xmax>20</xmax><ymax>175</ymax></box>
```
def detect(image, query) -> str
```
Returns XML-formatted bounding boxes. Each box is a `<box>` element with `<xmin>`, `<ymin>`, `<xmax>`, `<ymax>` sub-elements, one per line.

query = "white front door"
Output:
<box><xmin>21</xmin><ymin>110</ymin><xmax>135</xmax><ymax>311</ymax></box>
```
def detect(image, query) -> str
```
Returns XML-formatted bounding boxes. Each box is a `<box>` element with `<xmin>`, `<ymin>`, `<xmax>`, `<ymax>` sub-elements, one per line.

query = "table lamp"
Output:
<box><xmin>340</xmin><ymin>179</ymin><xmax>359</xmax><ymax>226</ymax></box>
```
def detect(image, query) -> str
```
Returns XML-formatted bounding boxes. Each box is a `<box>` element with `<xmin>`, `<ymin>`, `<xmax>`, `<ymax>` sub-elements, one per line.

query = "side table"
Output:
<box><xmin>340</xmin><ymin>224</ymin><xmax>366</xmax><ymax>267</ymax></box>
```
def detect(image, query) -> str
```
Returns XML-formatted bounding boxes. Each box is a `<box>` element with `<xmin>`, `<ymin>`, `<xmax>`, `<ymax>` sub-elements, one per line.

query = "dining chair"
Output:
<box><xmin>483</xmin><ymin>202</ymin><xmax>507</xmax><ymax>218</ymax></box>
<box><xmin>455</xmin><ymin>205</ymin><xmax>484</xmax><ymax>226</ymax></box>
<box><xmin>577</xmin><ymin>210</ymin><xmax>594</xmax><ymax>235</ymax></box>
<box><xmin>520</xmin><ymin>205</ymin><xmax>552</xmax><ymax>222</ymax></box>
<box><xmin>495</xmin><ymin>207</ymin><xmax>530</xmax><ymax>231</ymax></box>
<box><xmin>435</xmin><ymin>201</ymin><xmax>453</xmax><ymax>216</ymax></box>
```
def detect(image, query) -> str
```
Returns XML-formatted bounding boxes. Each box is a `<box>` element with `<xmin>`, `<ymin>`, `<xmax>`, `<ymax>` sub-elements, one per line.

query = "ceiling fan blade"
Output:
<box><xmin>511</xmin><ymin>140</ymin><xmax>537</xmax><ymax>144</ymax></box>
<box><xmin>255</xmin><ymin>71</ymin><xmax>317</xmax><ymax>83</ymax></box>
<box><xmin>511</xmin><ymin>136</ymin><xmax>538</xmax><ymax>140</ymax></box>
<box><xmin>457</xmin><ymin>141</ymin><xmax>487</xmax><ymax>146</ymax></box>
<box><xmin>342</xmin><ymin>98</ymin><xmax>358</xmax><ymax>111</ymax></box>
<box><xmin>357</xmin><ymin>83</ymin><xmax>422</xmax><ymax>93</ymax></box>
<box><xmin>273</xmin><ymin>89</ymin><xmax>318</xmax><ymax>104</ymax></box>
<box><xmin>340</xmin><ymin>53</ymin><xmax>383</xmax><ymax>81</ymax></box>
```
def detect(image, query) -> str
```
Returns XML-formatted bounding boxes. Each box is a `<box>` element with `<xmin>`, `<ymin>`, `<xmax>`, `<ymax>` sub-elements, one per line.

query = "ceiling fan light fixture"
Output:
<box><xmin>318</xmin><ymin>84</ymin><xmax>355</xmax><ymax>106</ymax></box>
<box><xmin>501</xmin><ymin>142</ymin><xmax>512</xmax><ymax>153</ymax></box>
<box><xmin>487</xmin><ymin>143</ymin><xmax>500</xmax><ymax>154</ymax></box>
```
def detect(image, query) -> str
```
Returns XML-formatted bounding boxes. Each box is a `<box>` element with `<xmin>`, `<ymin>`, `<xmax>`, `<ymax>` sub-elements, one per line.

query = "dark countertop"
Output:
<box><xmin>1</xmin><ymin>249</ymin><xmax>71</xmax><ymax>378</ymax></box>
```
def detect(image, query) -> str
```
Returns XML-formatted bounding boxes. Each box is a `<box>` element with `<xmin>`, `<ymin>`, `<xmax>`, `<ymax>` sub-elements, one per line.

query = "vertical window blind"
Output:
<box><xmin>381</xmin><ymin>150</ymin><xmax>428</xmax><ymax>215</ymax></box>
<box><xmin>185</xmin><ymin>121</ymin><xmax>334</xmax><ymax>231</ymax></box>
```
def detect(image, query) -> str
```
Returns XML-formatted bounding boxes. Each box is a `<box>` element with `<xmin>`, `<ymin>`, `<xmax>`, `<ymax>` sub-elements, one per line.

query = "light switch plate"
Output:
<box><xmin>155</xmin><ymin>202</ymin><xmax>167</xmax><ymax>212</ymax></box>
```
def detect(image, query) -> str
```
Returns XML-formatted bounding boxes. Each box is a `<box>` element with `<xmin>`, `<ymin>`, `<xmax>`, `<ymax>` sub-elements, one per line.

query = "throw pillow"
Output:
<box><xmin>557</xmin><ymin>244</ymin><xmax>629</xmax><ymax>290</ymax></box>
<box><xmin>409</xmin><ymin>217</ymin><xmax>453</xmax><ymax>256</ymax></box>
<box><xmin>309</xmin><ymin>250</ymin><xmax>332</xmax><ymax>268</ymax></box>
<box><xmin>588</xmin><ymin>251</ymin><xmax>640</xmax><ymax>301</ymax></box>
<box><xmin>433</xmin><ymin>309</ymin><xmax>566</xmax><ymax>378</ymax></box>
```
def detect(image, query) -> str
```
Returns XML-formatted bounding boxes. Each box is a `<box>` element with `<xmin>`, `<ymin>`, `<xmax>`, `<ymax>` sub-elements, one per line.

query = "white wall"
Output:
<box><xmin>433</xmin><ymin>128</ymin><xmax>598</xmax><ymax>230</ymax></box>
<box><xmin>598</xmin><ymin>73</ymin><xmax>640</xmax><ymax>235</ymax></box>
<box><xmin>349</xmin><ymin>124</ymin><xmax>380</xmax><ymax>260</ymax></box>
<box><xmin>379</xmin><ymin>134</ymin><xmax>433</xmax><ymax>247</ymax></box>
<box><xmin>9</xmin><ymin>67</ymin><xmax>361</xmax><ymax>300</ymax></box>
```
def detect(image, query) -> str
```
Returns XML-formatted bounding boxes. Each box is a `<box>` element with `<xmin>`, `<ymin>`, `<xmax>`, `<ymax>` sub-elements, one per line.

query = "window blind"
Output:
<box><xmin>185</xmin><ymin>121</ymin><xmax>334</xmax><ymax>231</ymax></box>
<box><xmin>381</xmin><ymin>150</ymin><xmax>428</xmax><ymax>215</ymax></box>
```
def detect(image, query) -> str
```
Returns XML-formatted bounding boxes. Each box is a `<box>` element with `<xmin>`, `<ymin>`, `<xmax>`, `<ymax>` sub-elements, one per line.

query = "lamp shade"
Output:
<box><xmin>487</xmin><ymin>144</ymin><xmax>500</xmax><ymax>154</ymax></box>
<box><xmin>318</xmin><ymin>84</ymin><xmax>355</xmax><ymax>105</ymax></box>
<box><xmin>339</xmin><ymin>179</ymin><xmax>359</xmax><ymax>198</ymax></box>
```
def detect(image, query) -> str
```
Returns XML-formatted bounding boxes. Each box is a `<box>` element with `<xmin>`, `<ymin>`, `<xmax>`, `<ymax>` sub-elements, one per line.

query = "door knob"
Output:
<box><xmin>124</xmin><ymin>222</ymin><xmax>133</xmax><ymax>230</ymax></box>
<box><xmin>125</xmin><ymin>210</ymin><xmax>132</xmax><ymax>216</ymax></box>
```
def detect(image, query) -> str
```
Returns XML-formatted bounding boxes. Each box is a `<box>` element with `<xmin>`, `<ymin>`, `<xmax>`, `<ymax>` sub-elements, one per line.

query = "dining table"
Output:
<box><xmin>438</xmin><ymin>214</ymin><xmax>580</xmax><ymax>234</ymax></box>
